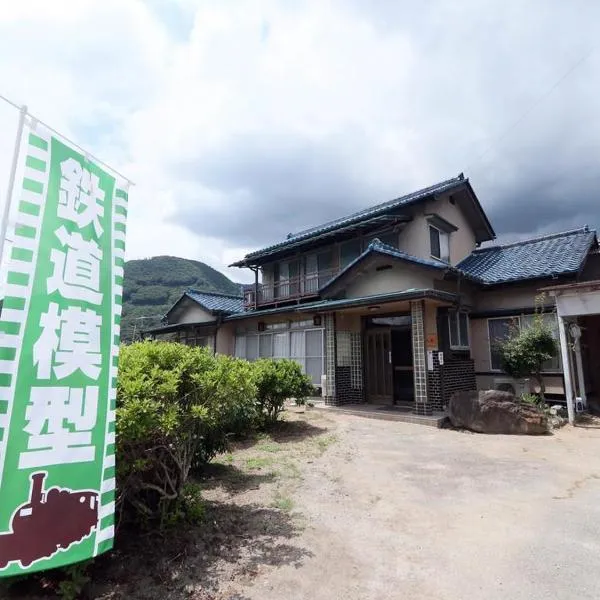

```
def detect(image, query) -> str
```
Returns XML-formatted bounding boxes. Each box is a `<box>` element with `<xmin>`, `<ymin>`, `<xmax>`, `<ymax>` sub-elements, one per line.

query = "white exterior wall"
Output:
<box><xmin>474</xmin><ymin>283</ymin><xmax>553</xmax><ymax>312</ymax></box>
<box><xmin>344</xmin><ymin>264</ymin><xmax>436</xmax><ymax>299</ymax></box>
<box><xmin>397</xmin><ymin>194</ymin><xmax>477</xmax><ymax>266</ymax></box>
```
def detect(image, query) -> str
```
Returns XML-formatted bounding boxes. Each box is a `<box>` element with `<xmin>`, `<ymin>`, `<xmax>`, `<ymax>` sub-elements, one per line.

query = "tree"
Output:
<box><xmin>253</xmin><ymin>359</ymin><xmax>315</xmax><ymax>424</ymax></box>
<box><xmin>498</xmin><ymin>303</ymin><xmax>558</xmax><ymax>402</ymax></box>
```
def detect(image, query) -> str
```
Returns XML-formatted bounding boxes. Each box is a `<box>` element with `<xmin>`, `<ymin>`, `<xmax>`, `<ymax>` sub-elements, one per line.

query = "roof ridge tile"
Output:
<box><xmin>187</xmin><ymin>288</ymin><xmax>244</xmax><ymax>299</ymax></box>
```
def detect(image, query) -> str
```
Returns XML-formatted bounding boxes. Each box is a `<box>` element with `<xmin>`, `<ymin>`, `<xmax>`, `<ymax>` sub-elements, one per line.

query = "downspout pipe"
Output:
<box><xmin>213</xmin><ymin>315</ymin><xmax>223</xmax><ymax>354</ymax></box>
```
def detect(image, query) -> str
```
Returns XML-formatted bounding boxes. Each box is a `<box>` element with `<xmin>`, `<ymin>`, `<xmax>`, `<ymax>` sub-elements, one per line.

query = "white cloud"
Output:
<box><xmin>0</xmin><ymin>0</ymin><xmax>598</xmax><ymax>285</ymax></box>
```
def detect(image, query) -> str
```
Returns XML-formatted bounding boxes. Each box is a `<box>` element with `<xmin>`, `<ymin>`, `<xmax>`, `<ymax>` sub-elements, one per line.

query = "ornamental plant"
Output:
<box><xmin>253</xmin><ymin>358</ymin><xmax>315</xmax><ymax>424</ymax></box>
<box><xmin>498</xmin><ymin>300</ymin><xmax>558</xmax><ymax>402</ymax></box>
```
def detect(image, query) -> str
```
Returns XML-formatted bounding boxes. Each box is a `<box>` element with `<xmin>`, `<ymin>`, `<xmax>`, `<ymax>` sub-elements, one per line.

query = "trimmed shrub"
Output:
<box><xmin>253</xmin><ymin>359</ymin><xmax>315</xmax><ymax>424</ymax></box>
<box><xmin>116</xmin><ymin>342</ymin><xmax>257</xmax><ymax>526</ymax></box>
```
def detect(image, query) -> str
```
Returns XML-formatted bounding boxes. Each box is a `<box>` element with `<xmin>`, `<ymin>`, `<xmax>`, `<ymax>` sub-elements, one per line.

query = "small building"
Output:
<box><xmin>148</xmin><ymin>174</ymin><xmax>598</xmax><ymax>417</ymax></box>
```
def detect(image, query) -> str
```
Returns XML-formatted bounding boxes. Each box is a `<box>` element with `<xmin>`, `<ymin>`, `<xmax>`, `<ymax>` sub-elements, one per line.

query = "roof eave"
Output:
<box><xmin>319</xmin><ymin>245</ymin><xmax>447</xmax><ymax>296</ymax></box>
<box><xmin>463</xmin><ymin>179</ymin><xmax>496</xmax><ymax>242</ymax></box>
<box><xmin>230</xmin><ymin>215</ymin><xmax>413</xmax><ymax>267</ymax></box>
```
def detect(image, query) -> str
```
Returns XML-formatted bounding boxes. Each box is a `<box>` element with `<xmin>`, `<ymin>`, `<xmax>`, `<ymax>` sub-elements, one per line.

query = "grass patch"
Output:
<box><xmin>272</xmin><ymin>495</ymin><xmax>294</xmax><ymax>512</ymax></box>
<box><xmin>316</xmin><ymin>434</ymin><xmax>338</xmax><ymax>453</ymax></box>
<box><xmin>246</xmin><ymin>456</ymin><xmax>275</xmax><ymax>470</ymax></box>
<box><xmin>256</xmin><ymin>442</ymin><xmax>281</xmax><ymax>453</ymax></box>
<box><xmin>278</xmin><ymin>459</ymin><xmax>302</xmax><ymax>480</ymax></box>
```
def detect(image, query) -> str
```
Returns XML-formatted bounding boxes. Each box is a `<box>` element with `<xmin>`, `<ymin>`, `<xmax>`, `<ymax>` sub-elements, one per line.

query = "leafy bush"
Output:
<box><xmin>116</xmin><ymin>341</ymin><xmax>257</xmax><ymax>526</ymax></box>
<box><xmin>253</xmin><ymin>359</ymin><xmax>315</xmax><ymax>424</ymax></box>
<box><xmin>499</xmin><ymin>308</ymin><xmax>558</xmax><ymax>401</ymax></box>
<box><xmin>521</xmin><ymin>392</ymin><xmax>543</xmax><ymax>406</ymax></box>
<box><xmin>190</xmin><ymin>353</ymin><xmax>259</xmax><ymax>467</ymax></box>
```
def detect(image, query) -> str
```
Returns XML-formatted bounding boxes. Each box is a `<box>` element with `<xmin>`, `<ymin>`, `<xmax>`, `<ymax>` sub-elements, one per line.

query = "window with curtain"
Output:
<box><xmin>273</xmin><ymin>332</ymin><xmax>289</xmax><ymax>358</ymax></box>
<box><xmin>304</xmin><ymin>254</ymin><xmax>319</xmax><ymax>294</ymax></box>
<box><xmin>305</xmin><ymin>329</ymin><xmax>324</xmax><ymax>385</ymax></box>
<box><xmin>276</xmin><ymin>262</ymin><xmax>290</xmax><ymax>298</ymax></box>
<box><xmin>246</xmin><ymin>335</ymin><xmax>259</xmax><ymax>361</ymax></box>
<box><xmin>234</xmin><ymin>335</ymin><xmax>246</xmax><ymax>358</ymax></box>
<box><xmin>289</xmin><ymin>260</ymin><xmax>299</xmax><ymax>296</ymax></box>
<box><xmin>235</xmin><ymin>325</ymin><xmax>325</xmax><ymax>386</ymax></box>
<box><xmin>290</xmin><ymin>330</ymin><xmax>305</xmax><ymax>371</ymax></box>
<box><xmin>259</xmin><ymin>333</ymin><xmax>272</xmax><ymax>358</ymax></box>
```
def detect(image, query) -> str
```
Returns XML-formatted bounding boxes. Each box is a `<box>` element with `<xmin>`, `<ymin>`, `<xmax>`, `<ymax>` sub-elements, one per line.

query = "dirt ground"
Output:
<box><xmin>9</xmin><ymin>406</ymin><xmax>600</xmax><ymax>599</ymax></box>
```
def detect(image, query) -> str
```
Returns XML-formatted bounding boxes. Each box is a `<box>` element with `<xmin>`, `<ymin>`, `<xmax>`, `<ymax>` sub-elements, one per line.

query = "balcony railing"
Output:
<box><xmin>244</xmin><ymin>267</ymin><xmax>340</xmax><ymax>308</ymax></box>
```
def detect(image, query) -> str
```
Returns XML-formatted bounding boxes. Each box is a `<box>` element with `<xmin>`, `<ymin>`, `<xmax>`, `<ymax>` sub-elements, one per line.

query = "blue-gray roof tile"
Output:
<box><xmin>457</xmin><ymin>227</ymin><xmax>596</xmax><ymax>285</ymax></box>
<box><xmin>185</xmin><ymin>290</ymin><xmax>245</xmax><ymax>315</ymax></box>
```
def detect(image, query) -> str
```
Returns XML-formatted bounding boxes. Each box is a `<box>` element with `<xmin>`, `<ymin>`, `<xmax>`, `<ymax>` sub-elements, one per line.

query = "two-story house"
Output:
<box><xmin>146</xmin><ymin>174</ymin><xmax>600</xmax><ymax>417</ymax></box>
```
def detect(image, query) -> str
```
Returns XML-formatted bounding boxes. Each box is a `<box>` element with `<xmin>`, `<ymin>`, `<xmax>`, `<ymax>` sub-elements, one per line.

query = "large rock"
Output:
<box><xmin>448</xmin><ymin>390</ymin><xmax>548</xmax><ymax>435</ymax></box>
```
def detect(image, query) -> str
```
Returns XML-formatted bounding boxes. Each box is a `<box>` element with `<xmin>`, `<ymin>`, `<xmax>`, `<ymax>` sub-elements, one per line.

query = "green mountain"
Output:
<box><xmin>122</xmin><ymin>256</ymin><xmax>242</xmax><ymax>341</ymax></box>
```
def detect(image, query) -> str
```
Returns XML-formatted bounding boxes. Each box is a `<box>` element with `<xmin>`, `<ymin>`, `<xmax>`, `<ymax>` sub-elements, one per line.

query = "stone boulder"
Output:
<box><xmin>448</xmin><ymin>390</ymin><xmax>548</xmax><ymax>435</ymax></box>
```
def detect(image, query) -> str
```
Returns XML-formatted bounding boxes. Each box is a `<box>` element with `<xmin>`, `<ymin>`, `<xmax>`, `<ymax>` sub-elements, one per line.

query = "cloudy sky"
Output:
<box><xmin>0</xmin><ymin>0</ymin><xmax>598</xmax><ymax>283</ymax></box>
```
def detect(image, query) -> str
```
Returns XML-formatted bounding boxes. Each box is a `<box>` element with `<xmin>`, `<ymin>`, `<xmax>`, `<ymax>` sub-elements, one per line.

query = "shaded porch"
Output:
<box><xmin>326</xmin><ymin>291</ymin><xmax>477</xmax><ymax>416</ymax></box>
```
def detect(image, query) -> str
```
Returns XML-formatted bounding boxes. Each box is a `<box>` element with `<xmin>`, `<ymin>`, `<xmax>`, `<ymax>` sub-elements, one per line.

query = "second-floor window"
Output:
<box><xmin>340</xmin><ymin>239</ymin><xmax>362</xmax><ymax>269</ymax></box>
<box><xmin>429</xmin><ymin>225</ymin><xmax>450</xmax><ymax>262</ymax></box>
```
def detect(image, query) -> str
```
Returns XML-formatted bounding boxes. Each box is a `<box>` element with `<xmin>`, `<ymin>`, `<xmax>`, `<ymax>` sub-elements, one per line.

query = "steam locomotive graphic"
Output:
<box><xmin>0</xmin><ymin>472</ymin><xmax>99</xmax><ymax>569</ymax></box>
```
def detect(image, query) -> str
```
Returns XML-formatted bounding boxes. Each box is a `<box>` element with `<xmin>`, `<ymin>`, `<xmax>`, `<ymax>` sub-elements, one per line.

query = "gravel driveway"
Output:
<box><xmin>247</xmin><ymin>409</ymin><xmax>600</xmax><ymax>600</ymax></box>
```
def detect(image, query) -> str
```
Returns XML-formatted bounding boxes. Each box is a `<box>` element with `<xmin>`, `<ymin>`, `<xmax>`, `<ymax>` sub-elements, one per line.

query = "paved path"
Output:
<box><xmin>249</xmin><ymin>413</ymin><xmax>600</xmax><ymax>600</ymax></box>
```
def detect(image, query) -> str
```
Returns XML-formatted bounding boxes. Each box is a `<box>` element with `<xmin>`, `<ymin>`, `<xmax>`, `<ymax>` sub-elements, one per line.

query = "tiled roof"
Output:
<box><xmin>320</xmin><ymin>239</ymin><xmax>448</xmax><ymax>294</ymax></box>
<box><xmin>457</xmin><ymin>227</ymin><xmax>596</xmax><ymax>285</ymax></box>
<box><xmin>185</xmin><ymin>289</ymin><xmax>245</xmax><ymax>315</ymax></box>
<box><xmin>232</xmin><ymin>175</ymin><xmax>474</xmax><ymax>265</ymax></box>
<box><xmin>367</xmin><ymin>239</ymin><xmax>449</xmax><ymax>269</ymax></box>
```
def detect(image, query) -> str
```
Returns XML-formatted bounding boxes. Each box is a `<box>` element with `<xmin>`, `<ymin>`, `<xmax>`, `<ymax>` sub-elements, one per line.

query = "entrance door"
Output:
<box><xmin>365</xmin><ymin>328</ymin><xmax>393</xmax><ymax>404</ymax></box>
<box><xmin>392</xmin><ymin>327</ymin><xmax>414</xmax><ymax>403</ymax></box>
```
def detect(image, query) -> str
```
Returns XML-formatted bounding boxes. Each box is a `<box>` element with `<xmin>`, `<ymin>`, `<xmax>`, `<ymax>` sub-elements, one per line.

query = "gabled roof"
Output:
<box><xmin>457</xmin><ymin>227</ymin><xmax>597</xmax><ymax>286</ymax></box>
<box><xmin>320</xmin><ymin>239</ymin><xmax>449</xmax><ymax>295</ymax></box>
<box><xmin>166</xmin><ymin>289</ymin><xmax>245</xmax><ymax>321</ymax></box>
<box><xmin>231</xmin><ymin>174</ymin><xmax>495</xmax><ymax>266</ymax></box>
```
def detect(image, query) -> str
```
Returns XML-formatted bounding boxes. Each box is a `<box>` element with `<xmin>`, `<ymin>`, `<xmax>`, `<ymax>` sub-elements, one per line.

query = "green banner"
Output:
<box><xmin>0</xmin><ymin>128</ymin><xmax>127</xmax><ymax>575</ymax></box>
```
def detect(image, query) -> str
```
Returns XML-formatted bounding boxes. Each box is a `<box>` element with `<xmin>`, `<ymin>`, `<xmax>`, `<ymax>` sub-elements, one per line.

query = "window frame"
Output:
<box><xmin>487</xmin><ymin>316</ymin><xmax>519</xmax><ymax>372</ymax></box>
<box><xmin>487</xmin><ymin>314</ymin><xmax>561</xmax><ymax>373</ymax></box>
<box><xmin>429</xmin><ymin>224</ymin><xmax>450</xmax><ymax>263</ymax></box>
<box><xmin>233</xmin><ymin>323</ymin><xmax>325</xmax><ymax>386</ymax></box>
<box><xmin>448</xmin><ymin>310</ymin><xmax>470</xmax><ymax>350</ymax></box>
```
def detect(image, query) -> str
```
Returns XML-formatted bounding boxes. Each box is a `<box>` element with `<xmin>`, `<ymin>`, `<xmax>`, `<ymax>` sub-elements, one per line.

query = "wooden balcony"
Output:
<box><xmin>244</xmin><ymin>267</ymin><xmax>340</xmax><ymax>308</ymax></box>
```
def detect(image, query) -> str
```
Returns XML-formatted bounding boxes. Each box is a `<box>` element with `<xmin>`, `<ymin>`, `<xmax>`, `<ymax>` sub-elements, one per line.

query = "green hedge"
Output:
<box><xmin>116</xmin><ymin>342</ymin><xmax>313</xmax><ymax>526</ymax></box>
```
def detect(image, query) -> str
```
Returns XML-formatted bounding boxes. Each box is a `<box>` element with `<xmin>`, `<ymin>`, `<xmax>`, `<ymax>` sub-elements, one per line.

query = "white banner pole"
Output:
<box><xmin>0</xmin><ymin>105</ymin><xmax>28</xmax><ymax>271</ymax></box>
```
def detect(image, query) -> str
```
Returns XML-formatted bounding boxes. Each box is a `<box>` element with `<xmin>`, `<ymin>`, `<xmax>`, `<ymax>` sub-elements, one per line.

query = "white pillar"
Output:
<box><xmin>558</xmin><ymin>316</ymin><xmax>575</xmax><ymax>424</ymax></box>
<box><xmin>573</xmin><ymin>336</ymin><xmax>587</xmax><ymax>409</ymax></box>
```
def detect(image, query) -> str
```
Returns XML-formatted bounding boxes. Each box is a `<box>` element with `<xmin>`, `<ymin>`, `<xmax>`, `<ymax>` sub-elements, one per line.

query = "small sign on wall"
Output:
<box><xmin>438</xmin><ymin>351</ymin><xmax>444</xmax><ymax>366</ymax></box>
<box><xmin>426</xmin><ymin>334</ymin><xmax>438</xmax><ymax>349</ymax></box>
<box><xmin>427</xmin><ymin>350</ymin><xmax>434</xmax><ymax>371</ymax></box>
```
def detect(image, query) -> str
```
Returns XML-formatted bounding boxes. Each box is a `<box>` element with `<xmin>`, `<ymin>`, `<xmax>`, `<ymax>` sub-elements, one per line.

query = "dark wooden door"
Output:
<box><xmin>365</xmin><ymin>328</ymin><xmax>393</xmax><ymax>404</ymax></box>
